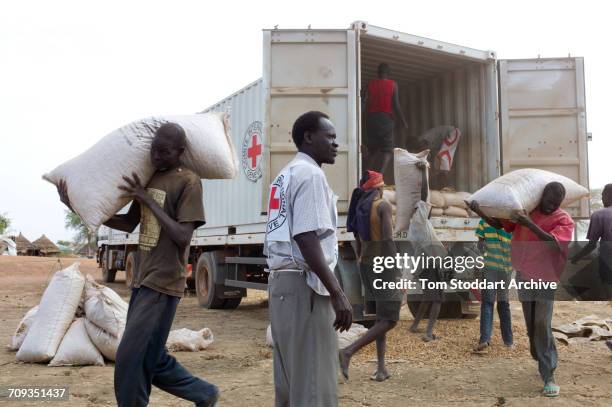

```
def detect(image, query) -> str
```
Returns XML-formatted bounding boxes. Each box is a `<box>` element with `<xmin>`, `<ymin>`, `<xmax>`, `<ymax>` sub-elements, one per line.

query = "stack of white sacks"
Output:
<box><xmin>9</xmin><ymin>264</ymin><xmax>213</xmax><ymax>366</ymax></box>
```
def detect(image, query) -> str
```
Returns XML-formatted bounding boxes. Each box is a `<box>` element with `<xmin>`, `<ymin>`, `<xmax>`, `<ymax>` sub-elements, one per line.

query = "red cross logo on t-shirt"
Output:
<box><xmin>269</xmin><ymin>186</ymin><xmax>280</xmax><ymax>210</ymax></box>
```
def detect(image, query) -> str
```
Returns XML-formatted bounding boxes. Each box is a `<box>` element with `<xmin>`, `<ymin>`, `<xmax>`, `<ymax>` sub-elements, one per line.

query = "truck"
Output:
<box><xmin>97</xmin><ymin>21</ymin><xmax>590</xmax><ymax>321</ymax></box>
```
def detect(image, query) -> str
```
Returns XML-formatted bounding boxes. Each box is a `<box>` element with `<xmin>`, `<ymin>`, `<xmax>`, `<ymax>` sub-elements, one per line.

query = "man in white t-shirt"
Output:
<box><xmin>264</xmin><ymin>111</ymin><xmax>352</xmax><ymax>407</ymax></box>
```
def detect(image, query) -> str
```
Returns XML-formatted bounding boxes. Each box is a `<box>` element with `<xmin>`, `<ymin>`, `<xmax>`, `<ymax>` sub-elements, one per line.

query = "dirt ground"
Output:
<box><xmin>0</xmin><ymin>256</ymin><xmax>610</xmax><ymax>406</ymax></box>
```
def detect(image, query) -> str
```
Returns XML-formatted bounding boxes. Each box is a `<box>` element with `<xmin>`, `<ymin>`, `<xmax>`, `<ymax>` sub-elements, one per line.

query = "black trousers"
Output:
<box><xmin>114</xmin><ymin>286</ymin><xmax>218</xmax><ymax>406</ymax></box>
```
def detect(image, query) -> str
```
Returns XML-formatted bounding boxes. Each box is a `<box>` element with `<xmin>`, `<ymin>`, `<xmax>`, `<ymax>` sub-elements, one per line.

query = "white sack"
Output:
<box><xmin>43</xmin><ymin>113</ymin><xmax>237</xmax><ymax>230</ymax></box>
<box><xmin>337</xmin><ymin>324</ymin><xmax>369</xmax><ymax>349</ymax></box>
<box><xmin>394</xmin><ymin>148</ymin><xmax>430</xmax><ymax>233</ymax></box>
<box><xmin>16</xmin><ymin>264</ymin><xmax>85</xmax><ymax>363</ymax></box>
<box><xmin>84</xmin><ymin>319</ymin><xmax>120</xmax><ymax>361</ymax></box>
<box><xmin>266</xmin><ymin>323</ymin><xmax>368</xmax><ymax>349</ymax></box>
<box><xmin>49</xmin><ymin>318</ymin><xmax>104</xmax><ymax>367</ymax></box>
<box><xmin>166</xmin><ymin>328</ymin><xmax>214</xmax><ymax>352</ymax></box>
<box><xmin>468</xmin><ymin>168</ymin><xmax>589</xmax><ymax>219</ymax></box>
<box><xmin>84</xmin><ymin>275</ymin><xmax>127</xmax><ymax>337</ymax></box>
<box><xmin>406</xmin><ymin>201</ymin><xmax>447</xmax><ymax>258</ymax></box>
<box><xmin>9</xmin><ymin>306</ymin><xmax>39</xmax><ymax>351</ymax></box>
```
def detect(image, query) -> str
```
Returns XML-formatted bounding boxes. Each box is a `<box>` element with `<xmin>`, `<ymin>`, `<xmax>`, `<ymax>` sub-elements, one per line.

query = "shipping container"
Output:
<box><xmin>98</xmin><ymin>21</ymin><xmax>590</xmax><ymax>320</ymax></box>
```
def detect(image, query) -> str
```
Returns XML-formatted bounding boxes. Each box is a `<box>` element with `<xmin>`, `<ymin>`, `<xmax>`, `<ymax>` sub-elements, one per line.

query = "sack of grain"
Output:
<box><xmin>441</xmin><ymin>189</ymin><xmax>471</xmax><ymax>209</ymax></box>
<box><xmin>9</xmin><ymin>306</ymin><xmax>39</xmax><ymax>351</ymax></box>
<box><xmin>468</xmin><ymin>169</ymin><xmax>589</xmax><ymax>219</ymax></box>
<box><xmin>394</xmin><ymin>148</ymin><xmax>430</xmax><ymax>233</ymax></box>
<box><xmin>49</xmin><ymin>318</ymin><xmax>104</xmax><ymax>367</ymax></box>
<box><xmin>43</xmin><ymin>113</ymin><xmax>237</xmax><ymax>230</ymax></box>
<box><xmin>337</xmin><ymin>324</ymin><xmax>369</xmax><ymax>349</ymax></box>
<box><xmin>16</xmin><ymin>264</ymin><xmax>85</xmax><ymax>363</ymax></box>
<box><xmin>406</xmin><ymin>201</ymin><xmax>447</xmax><ymax>258</ymax></box>
<box><xmin>430</xmin><ymin>207</ymin><xmax>444</xmax><ymax>217</ymax></box>
<box><xmin>267</xmin><ymin>323</ymin><xmax>368</xmax><ymax>349</ymax></box>
<box><xmin>429</xmin><ymin>190</ymin><xmax>446</xmax><ymax>208</ymax></box>
<box><xmin>83</xmin><ymin>275</ymin><xmax>127</xmax><ymax>337</ymax></box>
<box><xmin>166</xmin><ymin>328</ymin><xmax>214</xmax><ymax>352</ymax></box>
<box><xmin>84</xmin><ymin>319</ymin><xmax>120</xmax><ymax>361</ymax></box>
<box><xmin>443</xmin><ymin>206</ymin><xmax>469</xmax><ymax>218</ymax></box>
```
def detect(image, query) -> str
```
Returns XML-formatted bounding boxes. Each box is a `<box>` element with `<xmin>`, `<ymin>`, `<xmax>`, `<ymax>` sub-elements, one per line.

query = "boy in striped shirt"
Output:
<box><xmin>473</xmin><ymin>218</ymin><xmax>514</xmax><ymax>352</ymax></box>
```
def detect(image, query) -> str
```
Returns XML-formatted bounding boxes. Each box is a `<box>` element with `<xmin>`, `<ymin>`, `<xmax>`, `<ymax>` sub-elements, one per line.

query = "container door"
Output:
<box><xmin>261</xmin><ymin>29</ymin><xmax>359</xmax><ymax>214</ymax></box>
<box><xmin>498</xmin><ymin>58</ymin><xmax>589</xmax><ymax>216</ymax></box>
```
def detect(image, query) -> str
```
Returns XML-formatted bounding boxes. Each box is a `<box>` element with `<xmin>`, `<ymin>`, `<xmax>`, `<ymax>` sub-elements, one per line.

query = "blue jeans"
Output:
<box><xmin>115</xmin><ymin>286</ymin><xmax>218</xmax><ymax>407</ymax></box>
<box><xmin>479</xmin><ymin>270</ymin><xmax>513</xmax><ymax>345</ymax></box>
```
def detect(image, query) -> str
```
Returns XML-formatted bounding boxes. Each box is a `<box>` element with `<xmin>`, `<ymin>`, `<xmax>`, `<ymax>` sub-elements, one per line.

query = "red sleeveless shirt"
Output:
<box><xmin>367</xmin><ymin>79</ymin><xmax>395</xmax><ymax>114</ymax></box>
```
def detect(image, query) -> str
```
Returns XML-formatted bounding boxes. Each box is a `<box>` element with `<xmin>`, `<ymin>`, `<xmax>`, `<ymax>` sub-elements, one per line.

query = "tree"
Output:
<box><xmin>65</xmin><ymin>211</ymin><xmax>96</xmax><ymax>257</ymax></box>
<box><xmin>57</xmin><ymin>240</ymin><xmax>72</xmax><ymax>247</ymax></box>
<box><xmin>0</xmin><ymin>213</ymin><xmax>11</xmax><ymax>234</ymax></box>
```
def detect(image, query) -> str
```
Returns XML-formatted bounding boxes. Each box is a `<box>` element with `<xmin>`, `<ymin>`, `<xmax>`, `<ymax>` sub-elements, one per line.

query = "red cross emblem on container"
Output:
<box><xmin>241</xmin><ymin>121</ymin><xmax>263</xmax><ymax>182</ymax></box>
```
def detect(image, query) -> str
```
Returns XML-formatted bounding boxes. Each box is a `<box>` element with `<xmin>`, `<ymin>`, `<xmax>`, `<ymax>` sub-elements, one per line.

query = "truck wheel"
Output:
<box><xmin>195</xmin><ymin>252</ymin><xmax>226</xmax><ymax>309</ymax></box>
<box><xmin>125</xmin><ymin>252</ymin><xmax>136</xmax><ymax>288</ymax></box>
<box><xmin>223</xmin><ymin>297</ymin><xmax>242</xmax><ymax>309</ymax></box>
<box><xmin>101</xmin><ymin>251</ymin><xmax>116</xmax><ymax>283</ymax></box>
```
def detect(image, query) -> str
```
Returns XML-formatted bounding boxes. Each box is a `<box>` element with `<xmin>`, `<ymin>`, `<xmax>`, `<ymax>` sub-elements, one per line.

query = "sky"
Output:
<box><xmin>1</xmin><ymin>0</ymin><xmax>610</xmax><ymax>242</ymax></box>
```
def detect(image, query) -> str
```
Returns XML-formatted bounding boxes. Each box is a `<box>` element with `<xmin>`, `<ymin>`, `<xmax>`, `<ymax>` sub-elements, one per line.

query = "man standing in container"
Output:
<box><xmin>264</xmin><ymin>111</ymin><xmax>353</xmax><ymax>407</ymax></box>
<box><xmin>363</xmin><ymin>63</ymin><xmax>409</xmax><ymax>174</ymax></box>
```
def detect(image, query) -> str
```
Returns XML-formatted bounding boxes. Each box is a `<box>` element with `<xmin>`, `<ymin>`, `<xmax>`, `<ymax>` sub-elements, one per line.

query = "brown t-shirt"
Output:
<box><xmin>126</xmin><ymin>167</ymin><xmax>205</xmax><ymax>297</ymax></box>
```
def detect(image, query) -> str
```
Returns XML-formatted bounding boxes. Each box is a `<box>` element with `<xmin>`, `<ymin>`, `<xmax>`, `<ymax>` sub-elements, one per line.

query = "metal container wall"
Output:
<box><xmin>200</xmin><ymin>79</ymin><xmax>266</xmax><ymax>235</ymax></box>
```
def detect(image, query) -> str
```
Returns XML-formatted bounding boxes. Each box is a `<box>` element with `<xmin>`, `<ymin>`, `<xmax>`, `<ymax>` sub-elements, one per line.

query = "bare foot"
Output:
<box><xmin>370</xmin><ymin>369</ymin><xmax>391</xmax><ymax>382</ymax></box>
<box><xmin>409</xmin><ymin>325</ymin><xmax>419</xmax><ymax>333</ymax></box>
<box><xmin>338</xmin><ymin>349</ymin><xmax>351</xmax><ymax>381</ymax></box>
<box><xmin>422</xmin><ymin>334</ymin><xmax>440</xmax><ymax>342</ymax></box>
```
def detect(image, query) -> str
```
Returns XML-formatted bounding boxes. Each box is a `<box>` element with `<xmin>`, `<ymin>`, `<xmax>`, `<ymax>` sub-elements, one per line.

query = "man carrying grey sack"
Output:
<box><xmin>264</xmin><ymin>111</ymin><xmax>352</xmax><ymax>407</ymax></box>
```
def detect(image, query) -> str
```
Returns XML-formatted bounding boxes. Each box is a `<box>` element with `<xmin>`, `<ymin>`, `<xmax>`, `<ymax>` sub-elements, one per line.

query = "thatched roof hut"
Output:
<box><xmin>32</xmin><ymin>234</ymin><xmax>60</xmax><ymax>256</ymax></box>
<box><xmin>12</xmin><ymin>233</ymin><xmax>38</xmax><ymax>255</ymax></box>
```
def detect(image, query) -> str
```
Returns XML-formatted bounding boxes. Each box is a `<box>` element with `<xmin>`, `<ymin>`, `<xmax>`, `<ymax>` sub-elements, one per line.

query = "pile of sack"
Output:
<box><xmin>9</xmin><ymin>263</ymin><xmax>213</xmax><ymax>366</ymax></box>
<box><xmin>43</xmin><ymin>113</ymin><xmax>237</xmax><ymax>231</ymax></box>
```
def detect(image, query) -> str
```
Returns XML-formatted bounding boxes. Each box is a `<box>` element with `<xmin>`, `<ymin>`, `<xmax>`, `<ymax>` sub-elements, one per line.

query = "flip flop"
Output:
<box><xmin>542</xmin><ymin>383</ymin><xmax>560</xmax><ymax>397</ymax></box>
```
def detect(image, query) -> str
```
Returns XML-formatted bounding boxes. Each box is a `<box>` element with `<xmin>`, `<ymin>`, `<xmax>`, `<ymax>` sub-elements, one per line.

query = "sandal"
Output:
<box><xmin>542</xmin><ymin>382</ymin><xmax>560</xmax><ymax>397</ymax></box>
